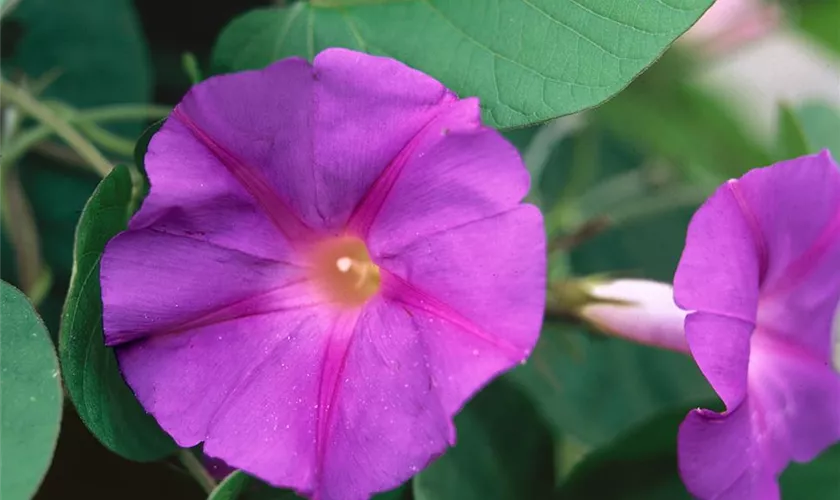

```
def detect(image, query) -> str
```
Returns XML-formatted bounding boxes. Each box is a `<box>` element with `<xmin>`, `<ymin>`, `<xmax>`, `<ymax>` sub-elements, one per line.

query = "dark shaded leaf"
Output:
<box><xmin>414</xmin><ymin>379</ymin><xmax>554</xmax><ymax>500</ymax></box>
<box><xmin>58</xmin><ymin>165</ymin><xmax>176</xmax><ymax>461</ymax></box>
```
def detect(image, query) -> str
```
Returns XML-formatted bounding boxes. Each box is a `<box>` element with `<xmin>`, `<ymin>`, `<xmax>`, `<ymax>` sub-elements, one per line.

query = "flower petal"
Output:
<box><xmin>684</xmin><ymin>312</ymin><xmax>753</xmax><ymax>409</ymax></box>
<box><xmin>163</xmin><ymin>49</ymin><xmax>455</xmax><ymax>234</ymax></box>
<box><xmin>743</xmin><ymin>151</ymin><xmax>840</xmax><ymax>359</ymax></box>
<box><xmin>673</xmin><ymin>177</ymin><xmax>762</xmax><ymax>322</ymax></box>
<box><xmin>316</xmin><ymin>299</ymin><xmax>454</xmax><ymax>499</ymax></box>
<box><xmin>749</xmin><ymin>333</ymin><xmax>840</xmax><ymax>466</ymax></box>
<box><xmin>311</xmin><ymin>48</ymin><xmax>455</xmax><ymax>229</ymax></box>
<box><xmin>162</xmin><ymin>58</ymin><xmax>316</xmax><ymax>242</ymax></box>
<box><xmin>361</xmin><ymin>102</ymin><xmax>530</xmax><ymax>253</ymax></box>
<box><xmin>678</xmin><ymin>404</ymin><xmax>778</xmax><ymax>500</ymax></box>
<box><xmin>678</xmin><ymin>330</ymin><xmax>840</xmax><ymax>500</ymax></box>
<box><xmin>101</xmin><ymin>229</ymin><xmax>308</xmax><ymax>346</ymax></box>
<box><xmin>379</xmin><ymin>205</ymin><xmax>545</xmax><ymax>360</ymax></box>
<box><xmin>204</xmin><ymin>295</ymin><xmax>505</xmax><ymax>500</ymax></box>
<box><xmin>115</xmin><ymin>308</ymin><xmax>325</xmax><ymax>480</ymax></box>
<box><xmin>133</xmin><ymin>109</ymin><xmax>296</xmax><ymax>261</ymax></box>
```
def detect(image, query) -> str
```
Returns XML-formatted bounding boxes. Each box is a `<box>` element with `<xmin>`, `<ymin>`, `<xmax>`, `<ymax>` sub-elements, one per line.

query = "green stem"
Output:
<box><xmin>0</xmin><ymin>107</ymin><xmax>51</xmax><ymax>306</ymax></box>
<box><xmin>177</xmin><ymin>449</ymin><xmax>217</xmax><ymax>495</ymax></box>
<box><xmin>76</xmin><ymin>121</ymin><xmax>136</xmax><ymax>156</ymax></box>
<box><xmin>0</xmin><ymin>78</ymin><xmax>113</xmax><ymax>176</ymax></box>
<box><xmin>0</xmin><ymin>103</ymin><xmax>171</xmax><ymax>171</ymax></box>
<box><xmin>73</xmin><ymin>103</ymin><xmax>172</xmax><ymax>122</ymax></box>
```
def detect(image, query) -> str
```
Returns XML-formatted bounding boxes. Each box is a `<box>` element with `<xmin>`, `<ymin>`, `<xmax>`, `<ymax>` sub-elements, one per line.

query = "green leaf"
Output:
<box><xmin>795</xmin><ymin>101</ymin><xmax>840</xmax><ymax>160</ymax></box>
<box><xmin>776</xmin><ymin>104</ymin><xmax>812</xmax><ymax>161</ymax></box>
<box><xmin>0</xmin><ymin>281</ymin><xmax>63</xmax><ymax>500</ymax></box>
<box><xmin>58</xmin><ymin>165</ymin><xmax>177</xmax><ymax>461</ymax></box>
<box><xmin>510</xmin><ymin>323</ymin><xmax>714</xmax><ymax>447</ymax></box>
<box><xmin>208</xmin><ymin>471</ymin><xmax>250</xmax><ymax>500</ymax></box>
<box><xmin>556</xmin><ymin>402</ymin><xmax>705</xmax><ymax>500</ymax></box>
<box><xmin>211</xmin><ymin>0</ymin><xmax>715</xmax><ymax>129</ymax></box>
<box><xmin>413</xmin><ymin>380</ymin><xmax>554</xmax><ymax>500</ymax></box>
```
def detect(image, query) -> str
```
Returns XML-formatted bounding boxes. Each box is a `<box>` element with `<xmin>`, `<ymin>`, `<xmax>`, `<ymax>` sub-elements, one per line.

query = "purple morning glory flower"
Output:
<box><xmin>674</xmin><ymin>151</ymin><xmax>840</xmax><ymax>499</ymax></box>
<box><xmin>100</xmin><ymin>48</ymin><xmax>545</xmax><ymax>499</ymax></box>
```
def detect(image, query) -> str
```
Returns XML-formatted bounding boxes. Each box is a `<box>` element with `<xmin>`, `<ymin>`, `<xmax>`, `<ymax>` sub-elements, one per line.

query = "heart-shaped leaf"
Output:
<box><xmin>58</xmin><ymin>164</ymin><xmax>177</xmax><ymax>461</ymax></box>
<box><xmin>211</xmin><ymin>0</ymin><xmax>715</xmax><ymax>129</ymax></box>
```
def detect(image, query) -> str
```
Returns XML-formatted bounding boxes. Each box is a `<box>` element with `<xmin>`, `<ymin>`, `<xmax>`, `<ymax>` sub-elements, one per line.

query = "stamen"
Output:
<box><xmin>336</xmin><ymin>257</ymin><xmax>353</xmax><ymax>273</ymax></box>
<box><xmin>310</xmin><ymin>237</ymin><xmax>381</xmax><ymax>307</ymax></box>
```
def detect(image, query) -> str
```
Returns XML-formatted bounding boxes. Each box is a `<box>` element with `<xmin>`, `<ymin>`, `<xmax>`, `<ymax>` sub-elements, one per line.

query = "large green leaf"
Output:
<box><xmin>0</xmin><ymin>281</ymin><xmax>63</xmax><ymax>500</ymax></box>
<box><xmin>211</xmin><ymin>0</ymin><xmax>715</xmax><ymax>129</ymax></box>
<box><xmin>58</xmin><ymin>165</ymin><xmax>177</xmax><ymax>461</ymax></box>
<box><xmin>413</xmin><ymin>380</ymin><xmax>554</xmax><ymax>500</ymax></box>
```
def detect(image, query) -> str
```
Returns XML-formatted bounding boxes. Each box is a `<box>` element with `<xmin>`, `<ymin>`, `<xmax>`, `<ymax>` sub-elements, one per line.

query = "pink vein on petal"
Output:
<box><xmin>315</xmin><ymin>309</ymin><xmax>362</xmax><ymax>485</ymax></box>
<box><xmin>753</xmin><ymin>325</ymin><xmax>830</xmax><ymax>367</ymax></box>
<box><xmin>104</xmin><ymin>278</ymin><xmax>322</xmax><ymax>346</ymax></box>
<box><xmin>346</xmin><ymin>96</ymin><xmax>457</xmax><ymax>238</ymax></box>
<box><xmin>760</xmin><ymin>206</ymin><xmax>840</xmax><ymax>300</ymax></box>
<box><xmin>171</xmin><ymin>107</ymin><xmax>313</xmax><ymax>243</ymax></box>
<box><xmin>727</xmin><ymin>179</ymin><xmax>769</xmax><ymax>280</ymax></box>
<box><xmin>381</xmin><ymin>270</ymin><xmax>525</xmax><ymax>361</ymax></box>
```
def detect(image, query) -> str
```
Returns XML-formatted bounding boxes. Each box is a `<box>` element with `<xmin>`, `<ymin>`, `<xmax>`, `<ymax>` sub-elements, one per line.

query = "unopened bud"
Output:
<box><xmin>577</xmin><ymin>279</ymin><xmax>689</xmax><ymax>353</ymax></box>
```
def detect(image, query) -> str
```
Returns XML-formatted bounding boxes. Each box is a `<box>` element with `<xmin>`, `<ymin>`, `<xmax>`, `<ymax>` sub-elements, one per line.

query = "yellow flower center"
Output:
<box><xmin>310</xmin><ymin>236</ymin><xmax>381</xmax><ymax>307</ymax></box>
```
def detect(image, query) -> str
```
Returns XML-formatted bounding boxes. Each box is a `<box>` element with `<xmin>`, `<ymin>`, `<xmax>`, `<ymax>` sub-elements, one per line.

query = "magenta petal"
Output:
<box><xmin>678</xmin><ymin>405</ymin><xmax>776</xmax><ymax>500</ymax></box>
<box><xmin>166</xmin><ymin>58</ymin><xmax>318</xmax><ymax>236</ymax></box>
<box><xmin>749</xmin><ymin>334</ymin><xmax>840</xmax><ymax>466</ymax></box>
<box><xmin>678</xmin><ymin>334</ymin><xmax>840</xmax><ymax>500</ymax></box>
<box><xmin>684</xmin><ymin>312</ymin><xmax>753</xmax><ymax>409</ymax></box>
<box><xmin>101</xmin><ymin>229</ymin><xmax>307</xmax><ymax>345</ymax></box>
<box><xmin>311</xmin><ymin>48</ymin><xmax>455</xmax><ymax>229</ymax></box>
<box><xmin>673</xmin><ymin>179</ymin><xmax>761</xmax><ymax>322</ymax></box>
<box><xmin>747</xmin><ymin>151</ymin><xmax>840</xmax><ymax>359</ymax></box>
<box><xmin>317</xmin><ymin>299</ymin><xmax>452</xmax><ymax>499</ymax></box>
<box><xmin>116</xmin><ymin>309</ymin><xmax>323</xmax><ymax>460</ymax></box>
<box><xmin>166</xmin><ymin>50</ymin><xmax>454</xmax><ymax>233</ymax></box>
<box><xmin>363</xmin><ymin>102</ymin><xmax>530</xmax><ymax>253</ymax></box>
<box><xmin>379</xmin><ymin>206</ymin><xmax>545</xmax><ymax>360</ymax></box>
<box><xmin>132</xmin><ymin>114</ymin><xmax>294</xmax><ymax>261</ymax></box>
<box><xmin>738</xmin><ymin>151</ymin><xmax>840</xmax><ymax>296</ymax></box>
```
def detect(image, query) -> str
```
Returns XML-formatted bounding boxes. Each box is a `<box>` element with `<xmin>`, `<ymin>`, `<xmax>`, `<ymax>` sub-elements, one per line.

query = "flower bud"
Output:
<box><xmin>577</xmin><ymin>279</ymin><xmax>689</xmax><ymax>353</ymax></box>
